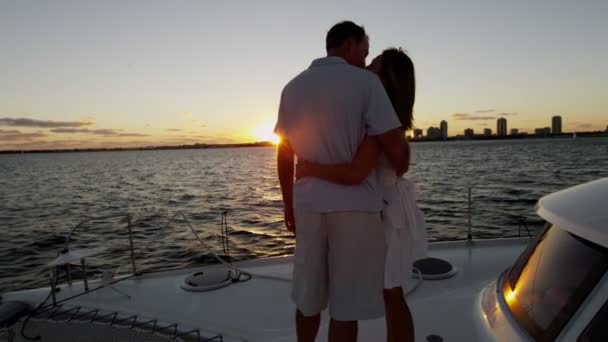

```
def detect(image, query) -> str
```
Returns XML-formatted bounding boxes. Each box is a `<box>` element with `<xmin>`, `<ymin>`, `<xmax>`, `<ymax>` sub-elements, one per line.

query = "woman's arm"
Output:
<box><xmin>377</xmin><ymin>128</ymin><xmax>410</xmax><ymax>177</ymax></box>
<box><xmin>296</xmin><ymin>136</ymin><xmax>381</xmax><ymax>185</ymax></box>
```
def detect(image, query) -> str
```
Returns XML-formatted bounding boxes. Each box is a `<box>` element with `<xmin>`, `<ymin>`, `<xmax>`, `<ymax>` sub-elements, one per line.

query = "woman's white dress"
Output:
<box><xmin>378</xmin><ymin>161</ymin><xmax>428</xmax><ymax>294</ymax></box>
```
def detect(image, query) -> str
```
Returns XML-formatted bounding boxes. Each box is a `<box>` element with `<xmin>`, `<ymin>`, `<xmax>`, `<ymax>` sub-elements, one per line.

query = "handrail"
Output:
<box><xmin>465</xmin><ymin>185</ymin><xmax>535</xmax><ymax>240</ymax></box>
<box><xmin>63</xmin><ymin>213</ymin><xmax>131</xmax><ymax>250</ymax></box>
<box><xmin>52</xmin><ymin>211</ymin><xmax>236</xmax><ymax>294</ymax></box>
<box><xmin>61</xmin><ymin>213</ymin><xmax>137</xmax><ymax>277</ymax></box>
<box><xmin>467</xmin><ymin>186</ymin><xmax>473</xmax><ymax>241</ymax></box>
<box><xmin>49</xmin><ymin>189</ymin><xmax>537</xmax><ymax>297</ymax></box>
<box><xmin>46</xmin><ymin>210</ymin><xmax>289</xmax><ymax>307</ymax></box>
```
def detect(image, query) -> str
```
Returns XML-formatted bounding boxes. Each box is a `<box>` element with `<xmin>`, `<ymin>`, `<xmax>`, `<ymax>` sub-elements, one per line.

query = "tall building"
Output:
<box><xmin>552</xmin><ymin>115</ymin><xmax>562</xmax><ymax>135</ymax></box>
<box><xmin>510</xmin><ymin>128</ymin><xmax>519</xmax><ymax>135</ymax></box>
<box><xmin>427</xmin><ymin>126</ymin><xmax>441</xmax><ymax>139</ymax></box>
<box><xmin>440</xmin><ymin>120</ymin><xmax>448</xmax><ymax>140</ymax></box>
<box><xmin>497</xmin><ymin>118</ymin><xmax>507</xmax><ymax>137</ymax></box>
<box><xmin>464</xmin><ymin>128</ymin><xmax>474</xmax><ymax>138</ymax></box>
<box><xmin>413</xmin><ymin>128</ymin><xmax>423</xmax><ymax>139</ymax></box>
<box><xmin>483</xmin><ymin>128</ymin><xmax>492</xmax><ymax>136</ymax></box>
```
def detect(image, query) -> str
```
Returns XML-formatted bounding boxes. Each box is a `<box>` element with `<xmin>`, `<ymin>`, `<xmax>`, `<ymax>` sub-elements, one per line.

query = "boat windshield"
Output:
<box><xmin>503</xmin><ymin>224</ymin><xmax>608</xmax><ymax>341</ymax></box>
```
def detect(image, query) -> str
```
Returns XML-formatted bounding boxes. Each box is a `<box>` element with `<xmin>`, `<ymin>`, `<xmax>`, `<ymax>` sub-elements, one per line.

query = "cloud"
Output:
<box><xmin>452</xmin><ymin>113</ymin><xmax>497</xmax><ymax>121</ymax></box>
<box><xmin>92</xmin><ymin>129</ymin><xmax>119</xmax><ymax>136</ymax></box>
<box><xmin>453</xmin><ymin>110</ymin><xmax>517</xmax><ymax>121</ymax></box>
<box><xmin>50</xmin><ymin>128</ymin><xmax>92</xmax><ymax>134</ymax></box>
<box><xmin>50</xmin><ymin>128</ymin><xmax>148</xmax><ymax>137</ymax></box>
<box><xmin>170</xmin><ymin>135</ymin><xmax>214</xmax><ymax>140</ymax></box>
<box><xmin>110</xmin><ymin>132</ymin><xmax>149</xmax><ymax>137</ymax></box>
<box><xmin>575</xmin><ymin>123</ymin><xmax>594</xmax><ymax>129</ymax></box>
<box><xmin>168</xmin><ymin>134</ymin><xmax>240</xmax><ymax>144</ymax></box>
<box><xmin>0</xmin><ymin>130</ymin><xmax>46</xmax><ymax>141</ymax></box>
<box><xmin>168</xmin><ymin>137</ymin><xmax>200</xmax><ymax>141</ymax></box>
<box><xmin>165</xmin><ymin>129</ymin><xmax>182</xmax><ymax>132</ymax></box>
<box><xmin>0</xmin><ymin>117</ymin><xmax>93</xmax><ymax>128</ymax></box>
<box><xmin>188</xmin><ymin>118</ymin><xmax>207</xmax><ymax>127</ymax></box>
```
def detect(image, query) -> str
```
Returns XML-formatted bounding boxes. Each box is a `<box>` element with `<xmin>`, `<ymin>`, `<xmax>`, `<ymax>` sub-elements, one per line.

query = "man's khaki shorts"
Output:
<box><xmin>291</xmin><ymin>210</ymin><xmax>386</xmax><ymax>321</ymax></box>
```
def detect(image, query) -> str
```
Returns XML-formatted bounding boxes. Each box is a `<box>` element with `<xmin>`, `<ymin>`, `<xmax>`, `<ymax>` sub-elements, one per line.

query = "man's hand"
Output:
<box><xmin>284</xmin><ymin>206</ymin><xmax>296</xmax><ymax>234</ymax></box>
<box><xmin>295</xmin><ymin>160</ymin><xmax>313</xmax><ymax>180</ymax></box>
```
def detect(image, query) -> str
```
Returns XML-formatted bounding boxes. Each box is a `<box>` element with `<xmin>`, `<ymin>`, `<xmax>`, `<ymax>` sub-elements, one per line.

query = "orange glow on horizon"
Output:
<box><xmin>252</xmin><ymin>121</ymin><xmax>280</xmax><ymax>145</ymax></box>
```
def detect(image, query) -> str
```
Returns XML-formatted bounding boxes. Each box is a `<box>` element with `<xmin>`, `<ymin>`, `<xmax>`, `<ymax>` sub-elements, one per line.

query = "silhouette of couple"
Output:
<box><xmin>275</xmin><ymin>21</ymin><xmax>427</xmax><ymax>342</ymax></box>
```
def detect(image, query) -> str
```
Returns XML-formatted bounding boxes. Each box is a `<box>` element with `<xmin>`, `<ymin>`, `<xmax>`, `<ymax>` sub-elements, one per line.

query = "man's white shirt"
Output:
<box><xmin>275</xmin><ymin>56</ymin><xmax>401</xmax><ymax>213</ymax></box>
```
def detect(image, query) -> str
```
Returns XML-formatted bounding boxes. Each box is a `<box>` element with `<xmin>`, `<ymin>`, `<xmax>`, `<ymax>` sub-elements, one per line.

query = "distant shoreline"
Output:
<box><xmin>1</xmin><ymin>132</ymin><xmax>607</xmax><ymax>154</ymax></box>
<box><xmin>0</xmin><ymin>141</ymin><xmax>276</xmax><ymax>154</ymax></box>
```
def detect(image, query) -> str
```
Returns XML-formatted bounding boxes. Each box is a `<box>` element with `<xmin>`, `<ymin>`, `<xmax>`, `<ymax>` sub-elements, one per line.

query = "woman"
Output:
<box><xmin>296</xmin><ymin>48</ymin><xmax>427</xmax><ymax>342</ymax></box>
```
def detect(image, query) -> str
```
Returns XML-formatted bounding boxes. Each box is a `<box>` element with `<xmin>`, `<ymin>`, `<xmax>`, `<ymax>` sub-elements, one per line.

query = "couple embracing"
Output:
<box><xmin>275</xmin><ymin>21</ymin><xmax>428</xmax><ymax>342</ymax></box>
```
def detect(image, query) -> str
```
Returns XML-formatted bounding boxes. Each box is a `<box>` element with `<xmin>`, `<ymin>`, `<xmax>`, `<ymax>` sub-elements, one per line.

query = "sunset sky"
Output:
<box><xmin>1</xmin><ymin>0</ymin><xmax>606</xmax><ymax>150</ymax></box>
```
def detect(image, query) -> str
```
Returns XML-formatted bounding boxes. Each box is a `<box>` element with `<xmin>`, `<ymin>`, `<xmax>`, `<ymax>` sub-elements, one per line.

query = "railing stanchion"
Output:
<box><xmin>467</xmin><ymin>186</ymin><xmax>473</xmax><ymax>241</ymax></box>
<box><xmin>127</xmin><ymin>215</ymin><xmax>138</xmax><ymax>275</ymax></box>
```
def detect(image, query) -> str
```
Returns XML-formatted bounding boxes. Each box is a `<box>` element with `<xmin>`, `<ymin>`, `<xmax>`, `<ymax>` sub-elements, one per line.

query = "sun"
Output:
<box><xmin>252</xmin><ymin>121</ymin><xmax>281</xmax><ymax>145</ymax></box>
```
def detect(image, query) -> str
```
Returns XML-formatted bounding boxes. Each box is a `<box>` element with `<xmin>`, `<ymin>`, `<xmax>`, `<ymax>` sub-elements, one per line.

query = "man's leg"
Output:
<box><xmin>384</xmin><ymin>287</ymin><xmax>414</xmax><ymax>342</ymax></box>
<box><xmin>292</xmin><ymin>210</ymin><xmax>328</xmax><ymax>342</ymax></box>
<box><xmin>296</xmin><ymin>310</ymin><xmax>321</xmax><ymax>342</ymax></box>
<box><xmin>329</xmin><ymin>319</ymin><xmax>358</xmax><ymax>342</ymax></box>
<box><xmin>327</xmin><ymin>211</ymin><xmax>386</xmax><ymax>341</ymax></box>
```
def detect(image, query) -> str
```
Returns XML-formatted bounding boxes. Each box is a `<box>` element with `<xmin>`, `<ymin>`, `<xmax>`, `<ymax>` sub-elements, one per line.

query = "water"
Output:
<box><xmin>1</xmin><ymin>137</ymin><xmax>607</xmax><ymax>292</ymax></box>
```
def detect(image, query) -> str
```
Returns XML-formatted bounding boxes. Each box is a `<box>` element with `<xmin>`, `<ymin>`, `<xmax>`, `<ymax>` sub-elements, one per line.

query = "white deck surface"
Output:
<box><xmin>2</xmin><ymin>238</ymin><xmax>530</xmax><ymax>341</ymax></box>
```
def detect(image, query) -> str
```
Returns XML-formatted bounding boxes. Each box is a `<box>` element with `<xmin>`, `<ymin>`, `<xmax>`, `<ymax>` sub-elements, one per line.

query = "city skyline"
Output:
<box><xmin>1</xmin><ymin>1</ymin><xmax>607</xmax><ymax>150</ymax></box>
<box><xmin>418</xmin><ymin>114</ymin><xmax>603</xmax><ymax>139</ymax></box>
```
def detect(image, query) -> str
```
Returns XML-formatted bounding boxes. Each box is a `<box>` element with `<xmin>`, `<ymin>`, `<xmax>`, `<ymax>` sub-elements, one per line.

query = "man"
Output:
<box><xmin>275</xmin><ymin>21</ymin><xmax>409</xmax><ymax>342</ymax></box>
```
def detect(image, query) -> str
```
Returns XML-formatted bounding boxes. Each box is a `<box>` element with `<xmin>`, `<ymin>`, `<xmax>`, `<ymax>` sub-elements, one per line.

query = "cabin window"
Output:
<box><xmin>503</xmin><ymin>225</ymin><xmax>608</xmax><ymax>341</ymax></box>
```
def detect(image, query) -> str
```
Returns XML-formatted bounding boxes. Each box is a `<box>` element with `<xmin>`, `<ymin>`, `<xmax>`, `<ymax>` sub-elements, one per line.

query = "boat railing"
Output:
<box><xmin>48</xmin><ymin>211</ymin><xmax>235</xmax><ymax>306</ymax></box>
<box><xmin>464</xmin><ymin>184</ymin><xmax>536</xmax><ymax>241</ymax></box>
<box><xmin>60</xmin><ymin>213</ymin><xmax>137</xmax><ymax>285</ymax></box>
<box><xmin>47</xmin><ymin>184</ymin><xmax>538</xmax><ymax>305</ymax></box>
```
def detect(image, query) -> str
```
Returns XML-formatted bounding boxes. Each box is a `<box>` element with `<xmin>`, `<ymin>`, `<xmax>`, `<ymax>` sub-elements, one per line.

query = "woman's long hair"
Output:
<box><xmin>379</xmin><ymin>48</ymin><xmax>415</xmax><ymax>130</ymax></box>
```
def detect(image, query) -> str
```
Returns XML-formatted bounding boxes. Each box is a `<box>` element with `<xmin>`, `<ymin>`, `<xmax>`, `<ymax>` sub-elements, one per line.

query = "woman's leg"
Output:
<box><xmin>384</xmin><ymin>287</ymin><xmax>414</xmax><ymax>342</ymax></box>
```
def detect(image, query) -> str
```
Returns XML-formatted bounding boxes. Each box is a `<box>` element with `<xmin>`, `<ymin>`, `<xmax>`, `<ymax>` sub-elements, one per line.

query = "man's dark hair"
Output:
<box><xmin>326</xmin><ymin>21</ymin><xmax>366</xmax><ymax>52</ymax></box>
